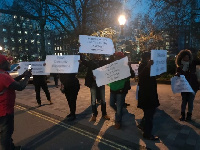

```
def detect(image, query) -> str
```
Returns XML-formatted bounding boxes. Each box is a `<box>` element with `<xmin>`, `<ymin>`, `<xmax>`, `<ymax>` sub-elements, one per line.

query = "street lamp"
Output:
<box><xmin>118</xmin><ymin>15</ymin><xmax>126</xmax><ymax>36</ymax></box>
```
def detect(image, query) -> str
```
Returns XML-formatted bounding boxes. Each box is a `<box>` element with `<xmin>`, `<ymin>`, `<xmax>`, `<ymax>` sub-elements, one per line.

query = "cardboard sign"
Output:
<box><xmin>45</xmin><ymin>55</ymin><xmax>80</xmax><ymax>73</ymax></box>
<box><xmin>92</xmin><ymin>57</ymin><xmax>131</xmax><ymax>87</ymax></box>
<box><xmin>79</xmin><ymin>35</ymin><xmax>115</xmax><ymax>55</ymax></box>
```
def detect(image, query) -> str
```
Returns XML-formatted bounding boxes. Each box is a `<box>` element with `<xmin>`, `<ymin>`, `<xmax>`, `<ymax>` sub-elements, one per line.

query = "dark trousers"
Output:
<box><xmin>143</xmin><ymin>108</ymin><xmax>156</xmax><ymax>137</ymax></box>
<box><xmin>64</xmin><ymin>84</ymin><xmax>80</xmax><ymax>116</ymax></box>
<box><xmin>53</xmin><ymin>74</ymin><xmax>58</xmax><ymax>86</ymax></box>
<box><xmin>0</xmin><ymin>114</ymin><xmax>14</xmax><ymax>150</ymax></box>
<box><xmin>181</xmin><ymin>92</ymin><xmax>196</xmax><ymax>113</ymax></box>
<box><xmin>34</xmin><ymin>84</ymin><xmax>51</xmax><ymax>104</ymax></box>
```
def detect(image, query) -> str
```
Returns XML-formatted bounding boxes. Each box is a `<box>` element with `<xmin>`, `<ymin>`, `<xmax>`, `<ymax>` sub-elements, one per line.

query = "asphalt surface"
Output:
<box><xmin>12</xmin><ymin>77</ymin><xmax>200</xmax><ymax>150</ymax></box>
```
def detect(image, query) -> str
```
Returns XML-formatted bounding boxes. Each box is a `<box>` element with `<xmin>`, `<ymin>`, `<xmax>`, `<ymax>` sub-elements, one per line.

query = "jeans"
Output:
<box><xmin>90</xmin><ymin>83</ymin><xmax>106</xmax><ymax>116</ymax></box>
<box><xmin>0</xmin><ymin>114</ymin><xmax>14</xmax><ymax>150</ymax></box>
<box><xmin>143</xmin><ymin>108</ymin><xmax>156</xmax><ymax>137</ymax></box>
<box><xmin>110</xmin><ymin>92</ymin><xmax>125</xmax><ymax>123</ymax></box>
<box><xmin>181</xmin><ymin>92</ymin><xmax>196</xmax><ymax>113</ymax></box>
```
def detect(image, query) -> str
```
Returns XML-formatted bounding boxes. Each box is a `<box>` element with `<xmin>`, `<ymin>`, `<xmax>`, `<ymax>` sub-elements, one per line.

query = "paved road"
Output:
<box><xmin>13</xmin><ymin>77</ymin><xmax>200</xmax><ymax>150</ymax></box>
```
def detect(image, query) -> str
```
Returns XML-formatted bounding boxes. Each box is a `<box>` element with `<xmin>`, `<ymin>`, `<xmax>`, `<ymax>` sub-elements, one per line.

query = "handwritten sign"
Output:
<box><xmin>171</xmin><ymin>75</ymin><xmax>194</xmax><ymax>94</ymax></box>
<box><xmin>79</xmin><ymin>35</ymin><xmax>115</xmax><ymax>55</ymax></box>
<box><xmin>150</xmin><ymin>50</ymin><xmax>167</xmax><ymax>76</ymax></box>
<box><xmin>45</xmin><ymin>55</ymin><xmax>80</xmax><ymax>73</ymax></box>
<box><xmin>18</xmin><ymin>61</ymin><xmax>49</xmax><ymax>75</ymax></box>
<box><xmin>131</xmin><ymin>64</ymin><xmax>139</xmax><ymax>76</ymax></box>
<box><xmin>92</xmin><ymin>56</ymin><xmax>131</xmax><ymax>87</ymax></box>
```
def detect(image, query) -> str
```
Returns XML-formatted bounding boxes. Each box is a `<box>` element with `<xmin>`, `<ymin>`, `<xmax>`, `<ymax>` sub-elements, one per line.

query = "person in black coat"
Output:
<box><xmin>80</xmin><ymin>54</ymin><xmax>110</xmax><ymax>121</ymax></box>
<box><xmin>59</xmin><ymin>73</ymin><xmax>80</xmax><ymax>121</ymax></box>
<box><xmin>33</xmin><ymin>75</ymin><xmax>52</xmax><ymax>106</ymax></box>
<box><xmin>175</xmin><ymin>49</ymin><xmax>199</xmax><ymax>121</ymax></box>
<box><xmin>137</xmin><ymin>51</ymin><xmax>160</xmax><ymax>140</ymax></box>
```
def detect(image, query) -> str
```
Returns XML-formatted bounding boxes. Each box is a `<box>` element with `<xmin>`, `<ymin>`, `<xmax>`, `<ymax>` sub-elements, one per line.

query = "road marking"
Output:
<box><xmin>15</xmin><ymin>105</ymin><xmax>132</xmax><ymax>150</ymax></box>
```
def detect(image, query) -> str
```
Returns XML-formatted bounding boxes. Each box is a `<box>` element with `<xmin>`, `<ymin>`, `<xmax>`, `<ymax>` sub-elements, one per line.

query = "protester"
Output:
<box><xmin>108</xmin><ymin>52</ymin><xmax>133</xmax><ymax>129</ymax></box>
<box><xmin>0</xmin><ymin>54</ymin><xmax>32</xmax><ymax>150</ymax></box>
<box><xmin>175</xmin><ymin>49</ymin><xmax>199</xmax><ymax>121</ymax></box>
<box><xmin>137</xmin><ymin>51</ymin><xmax>160</xmax><ymax>140</ymax></box>
<box><xmin>33</xmin><ymin>62</ymin><xmax>52</xmax><ymax>106</ymax></box>
<box><xmin>59</xmin><ymin>73</ymin><xmax>80</xmax><ymax>121</ymax></box>
<box><xmin>80</xmin><ymin>54</ymin><xmax>110</xmax><ymax>121</ymax></box>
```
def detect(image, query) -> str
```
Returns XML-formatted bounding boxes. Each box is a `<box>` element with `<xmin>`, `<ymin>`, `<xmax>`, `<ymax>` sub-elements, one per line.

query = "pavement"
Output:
<box><xmin>14</xmin><ymin>77</ymin><xmax>200</xmax><ymax>150</ymax></box>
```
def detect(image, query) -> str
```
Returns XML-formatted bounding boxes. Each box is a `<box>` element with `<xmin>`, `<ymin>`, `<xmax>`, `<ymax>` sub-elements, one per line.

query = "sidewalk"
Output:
<box><xmin>15</xmin><ymin>77</ymin><xmax>200</xmax><ymax>150</ymax></box>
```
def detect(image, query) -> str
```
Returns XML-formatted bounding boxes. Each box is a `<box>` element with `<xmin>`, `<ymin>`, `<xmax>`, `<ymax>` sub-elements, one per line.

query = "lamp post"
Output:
<box><xmin>118</xmin><ymin>15</ymin><xmax>126</xmax><ymax>36</ymax></box>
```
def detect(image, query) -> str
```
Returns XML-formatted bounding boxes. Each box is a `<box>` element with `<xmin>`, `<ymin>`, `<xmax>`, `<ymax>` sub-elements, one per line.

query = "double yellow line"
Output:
<box><xmin>15</xmin><ymin>105</ymin><xmax>132</xmax><ymax>150</ymax></box>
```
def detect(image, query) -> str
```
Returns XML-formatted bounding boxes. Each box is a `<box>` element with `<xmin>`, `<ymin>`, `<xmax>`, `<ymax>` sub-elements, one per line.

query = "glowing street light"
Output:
<box><xmin>0</xmin><ymin>46</ymin><xmax>2</xmax><ymax>51</ymax></box>
<box><xmin>118</xmin><ymin>15</ymin><xmax>126</xmax><ymax>36</ymax></box>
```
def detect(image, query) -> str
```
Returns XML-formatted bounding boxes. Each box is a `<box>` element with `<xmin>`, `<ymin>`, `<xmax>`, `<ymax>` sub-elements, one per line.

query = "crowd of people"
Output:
<box><xmin>0</xmin><ymin>49</ymin><xmax>199</xmax><ymax>149</ymax></box>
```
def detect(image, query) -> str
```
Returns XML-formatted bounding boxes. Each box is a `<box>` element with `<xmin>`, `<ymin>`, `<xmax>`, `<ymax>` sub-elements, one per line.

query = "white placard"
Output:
<box><xmin>79</xmin><ymin>35</ymin><xmax>115</xmax><ymax>55</ymax></box>
<box><xmin>45</xmin><ymin>55</ymin><xmax>80</xmax><ymax>73</ymax></box>
<box><xmin>171</xmin><ymin>75</ymin><xmax>194</xmax><ymax>94</ymax></box>
<box><xmin>131</xmin><ymin>64</ymin><xmax>139</xmax><ymax>76</ymax></box>
<box><xmin>92</xmin><ymin>56</ymin><xmax>131</xmax><ymax>87</ymax></box>
<box><xmin>18</xmin><ymin>61</ymin><xmax>49</xmax><ymax>75</ymax></box>
<box><xmin>150</xmin><ymin>50</ymin><xmax>167</xmax><ymax>76</ymax></box>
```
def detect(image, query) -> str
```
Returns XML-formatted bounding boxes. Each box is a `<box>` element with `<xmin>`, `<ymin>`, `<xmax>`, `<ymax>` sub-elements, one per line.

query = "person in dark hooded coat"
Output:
<box><xmin>175</xmin><ymin>49</ymin><xmax>199</xmax><ymax>121</ymax></box>
<box><xmin>137</xmin><ymin>51</ymin><xmax>160</xmax><ymax>140</ymax></box>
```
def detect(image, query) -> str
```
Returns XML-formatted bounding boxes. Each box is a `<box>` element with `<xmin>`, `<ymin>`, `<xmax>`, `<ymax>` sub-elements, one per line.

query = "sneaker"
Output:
<box><xmin>143</xmin><ymin>134</ymin><xmax>159</xmax><ymax>141</ymax></box>
<box><xmin>102</xmin><ymin>115</ymin><xmax>110</xmax><ymax>120</ymax></box>
<box><xmin>114</xmin><ymin>122</ymin><xmax>121</xmax><ymax>129</ymax></box>
<box><xmin>90</xmin><ymin>115</ymin><xmax>96</xmax><ymax>121</ymax></box>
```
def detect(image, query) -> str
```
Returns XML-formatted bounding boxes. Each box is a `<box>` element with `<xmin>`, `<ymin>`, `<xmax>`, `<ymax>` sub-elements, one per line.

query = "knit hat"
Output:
<box><xmin>0</xmin><ymin>54</ymin><xmax>8</xmax><ymax>65</ymax></box>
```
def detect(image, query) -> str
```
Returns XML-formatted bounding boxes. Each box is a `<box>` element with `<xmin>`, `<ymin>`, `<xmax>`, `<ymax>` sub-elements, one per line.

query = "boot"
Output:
<box><xmin>179</xmin><ymin>112</ymin><xmax>185</xmax><ymax>121</ymax></box>
<box><xmin>186</xmin><ymin>112</ymin><xmax>192</xmax><ymax>121</ymax></box>
<box><xmin>101</xmin><ymin>103</ymin><xmax>110</xmax><ymax>120</ymax></box>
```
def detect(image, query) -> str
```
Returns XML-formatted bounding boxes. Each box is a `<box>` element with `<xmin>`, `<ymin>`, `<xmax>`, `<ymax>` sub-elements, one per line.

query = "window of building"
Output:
<box><xmin>16</xmin><ymin>24</ymin><xmax>20</xmax><ymax>27</ymax></box>
<box><xmin>25</xmin><ymin>31</ymin><xmax>28</xmax><ymax>34</ymax></box>
<box><xmin>4</xmin><ymin>37</ymin><xmax>7</xmax><ymax>43</ymax></box>
<box><xmin>29</xmin><ymin>25</ymin><xmax>32</xmax><ymax>28</ymax></box>
<box><xmin>26</xmin><ymin>18</ymin><xmax>30</xmax><ymax>21</ymax></box>
<box><xmin>18</xmin><ymin>38</ymin><xmax>21</xmax><ymax>43</ymax></box>
<box><xmin>14</xmin><ymin>15</ymin><xmax>17</xmax><ymax>19</ymax></box>
<box><xmin>20</xmin><ymin>16</ymin><xmax>24</xmax><ymax>20</ymax></box>
<box><xmin>166</xmin><ymin>42</ymin><xmax>169</xmax><ymax>46</ymax></box>
<box><xmin>31</xmin><ymin>40</ymin><xmax>34</xmax><ymax>43</ymax></box>
<box><xmin>37</xmin><ymin>41</ymin><xmax>40</xmax><ymax>44</ymax></box>
<box><xmin>55</xmin><ymin>47</ymin><xmax>56</xmax><ymax>50</ymax></box>
<box><xmin>3</xmin><ymin>28</ymin><xmax>6</xmax><ymax>32</ymax></box>
<box><xmin>57</xmin><ymin>46</ymin><xmax>59</xmax><ymax>50</ymax></box>
<box><xmin>11</xmin><ymin>38</ymin><xmax>14</xmax><ymax>42</ymax></box>
<box><xmin>26</xmin><ymin>47</ymin><xmax>28</xmax><ymax>51</ymax></box>
<box><xmin>18</xmin><ymin>31</ymin><xmax>21</xmax><ymax>34</ymax></box>
<box><xmin>166</xmin><ymin>46</ymin><xmax>170</xmax><ymax>49</ymax></box>
<box><xmin>12</xmin><ymin>47</ymin><xmax>15</xmax><ymax>50</ymax></box>
<box><xmin>25</xmin><ymin>40</ymin><xmax>28</xmax><ymax>43</ymax></box>
<box><xmin>48</xmin><ymin>42</ymin><xmax>51</xmax><ymax>45</ymax></box>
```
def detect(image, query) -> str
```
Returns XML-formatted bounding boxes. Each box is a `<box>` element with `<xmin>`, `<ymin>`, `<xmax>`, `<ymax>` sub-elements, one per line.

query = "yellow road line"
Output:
<box><xmin>15</xmin><ymin>105</ymin><xmax>132</xmax><ymax>150</ymax></box>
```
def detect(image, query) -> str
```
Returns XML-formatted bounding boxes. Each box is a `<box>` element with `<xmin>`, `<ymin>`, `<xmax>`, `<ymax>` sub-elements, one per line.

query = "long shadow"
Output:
<box><xmin>146</xmin><ymin>109</ymin><xmax>199</xmax><ymax>150</ymax></box>
<box><xmin>17</xmin><ymin>103</ymin><xmax>110</xmax><ymax>149</ymax></box>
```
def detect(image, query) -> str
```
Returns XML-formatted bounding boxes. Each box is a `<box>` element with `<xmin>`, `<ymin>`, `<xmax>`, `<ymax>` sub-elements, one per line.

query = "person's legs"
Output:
<box><xmin>0</xmin><ymin>114</ymin><xmax>14</xmax><ymax>150</ymax></box>
<box><xmin>41</xmin><ymin>84</ymin><xmax>51</xmax><ymax>104</ymax></box>
<box><xmin>143</xmin><ymin>108</ymin><xmax>156</xmax><ymax>138</ymax></box>
<box><xmin>110</xmin><ymin>92</ymin><xmax>117</xmax><ymax>111</ymax></box>
<box><xmin>115</xmin><ymin>93</ymin><xmax>125</xmax><ymax>123</ymax></box>
<box><xmin>186</xmin><ymin>92</ymin><xmax>196</xmax><ymax>121</ymax></box>
<box><xmin>35</xmin><ymin>84</ymin><xmax>41</xmax><ymax>105</ymax></box>
<box><xmin>180</xmin><ymin>92</ymin><xmax>188</xmax><ymax>120</ymax></box>
<box><xmin>90</xmin><ymin>84</ymin><xmax>97</xmax><ymax>121</ymax></box>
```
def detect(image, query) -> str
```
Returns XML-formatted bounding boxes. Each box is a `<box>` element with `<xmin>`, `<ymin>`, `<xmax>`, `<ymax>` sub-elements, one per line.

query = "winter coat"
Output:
<box><xmin>59</xmin><ymin>73</ymin><xmax>80</xmax><ymax>90</ymax></box>
<box><xmin>137</xmin><ymin>62</ymin><xmax>160</xmax><ymax>109</ymax></box>
<box><xmin>175</xmin><ymin>51</ymin><xmax>199</xmax><ymax>92</ymax></box>
<box><xmin>81</xmin><ymin>59</ymin><xmax>108</xmax><ymax>88</ymax></box>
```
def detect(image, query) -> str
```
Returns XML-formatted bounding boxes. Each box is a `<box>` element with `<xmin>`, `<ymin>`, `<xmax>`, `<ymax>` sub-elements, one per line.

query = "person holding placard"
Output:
<box><xmin>108</xmin><ymin>52</ymin><xmax>133</xmax><ymax>129</ymax></box>
<box><xmin>137</xmin><ymin>51</ymin><xmax>160</xmax><ymax>140</ymax></box>
<box><xmin>59</xmin><ymin>73</ymin><xmax>80</xmax><ymax>121</ymax></box>
<box><xmin>175</xmin><ymin>49</ymin><xmax>199</xmax><ymax>121</ymax></box>
<box><xmin>80</xmin><ymin>54</ymin><xmax>110</xmax><ymax>122</ymax></box>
